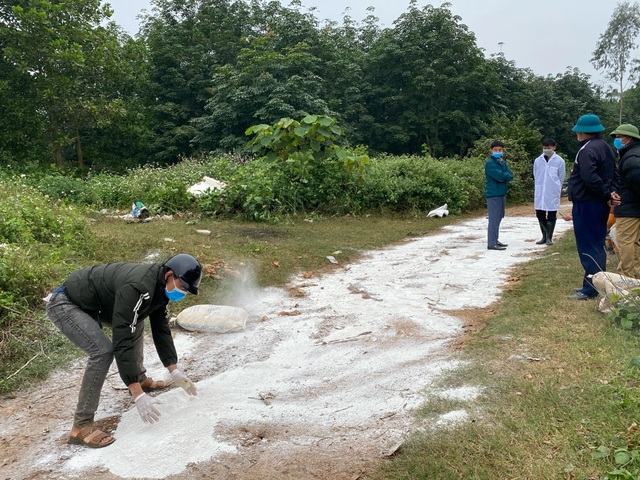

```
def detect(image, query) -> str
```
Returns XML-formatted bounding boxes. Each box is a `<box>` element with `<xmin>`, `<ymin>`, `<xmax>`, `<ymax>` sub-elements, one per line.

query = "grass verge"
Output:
<box><xmin>373</xmin><ymin>231</ymin><xmax>640</xmax><ymax>479</ymax></box>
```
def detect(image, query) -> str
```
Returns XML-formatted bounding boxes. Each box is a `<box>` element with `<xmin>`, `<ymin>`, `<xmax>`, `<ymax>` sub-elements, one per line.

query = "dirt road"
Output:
<box><xmin>0</xmin><ymin>211</ymin><xmax>573</xmax><ymax>480</ymax></box>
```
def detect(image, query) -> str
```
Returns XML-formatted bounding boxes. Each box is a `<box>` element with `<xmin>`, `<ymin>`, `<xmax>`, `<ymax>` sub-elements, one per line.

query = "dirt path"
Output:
<box><xmin>0</xmin><ymin>209</ymin><xmax>573</xmax><ymax>480</ymax></box>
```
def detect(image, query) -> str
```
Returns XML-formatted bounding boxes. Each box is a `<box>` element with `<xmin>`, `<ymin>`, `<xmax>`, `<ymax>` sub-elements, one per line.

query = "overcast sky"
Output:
<box><xmin>105</xmin><ymin>0</ymin><xmax>626</xmax><ymax>87</ymax></box>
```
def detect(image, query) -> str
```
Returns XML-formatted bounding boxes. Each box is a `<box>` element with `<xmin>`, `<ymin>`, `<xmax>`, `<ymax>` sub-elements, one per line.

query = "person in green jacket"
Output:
<box><xmin>45</xmin><ymin>254</ymin><xmax>202</xmax><ymax>448</ymax></box>
<box><xmin>485</xmin><ymin>140</ymin><xmax>514</xmax><ymax>250</ymax></box>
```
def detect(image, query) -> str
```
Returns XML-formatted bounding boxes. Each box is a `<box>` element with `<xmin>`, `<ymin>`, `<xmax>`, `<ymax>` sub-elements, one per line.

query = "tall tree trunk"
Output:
<box><xmin>619</xmin><ymin>75</ymin><xmax>624</xmax><ymax>125</ymax></box>
<box><xmin>54</xmin><ymin>146</ymin><xmax>63</xmax><ymax>168</ymax></box>
<box><xmin>50</xmin><ymin>118</ymin><xmax>63</xmax><ymax>168</ymax></box>
<box><xmin>76</xmin><ymin>129</ymin><xmax>84</xmax><ymax>168</ymax></box>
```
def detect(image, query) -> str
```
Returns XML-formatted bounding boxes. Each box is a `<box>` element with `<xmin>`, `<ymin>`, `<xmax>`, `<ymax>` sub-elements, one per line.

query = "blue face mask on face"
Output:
<box><xmin>491</xmin><ymin>152</ymin><xmax>503</xmax><ymax>159</ymax></box>
<box><xmin>165</xmin><ymin>278</ymin><xmax>188</xmax><ymax>302</ymax></box>
<box><xmin>614</xmin><ymin>138</ymin><xmax>625</xmax><ymax>150</ymax></box>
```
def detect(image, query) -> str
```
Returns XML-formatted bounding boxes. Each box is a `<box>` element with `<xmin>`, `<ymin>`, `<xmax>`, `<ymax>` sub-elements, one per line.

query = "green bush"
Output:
<box><xmin>470</xmin><ymin>135</ymin><xmax>536</xmax><ymax>204</ymax></box>
<box><xmin>0</xmin><ymin>179</ymin><xmax>95</xmax><ymax>394</ymax></box>
<box><xmin>357</xmin><ymin>155</ymin><xmax>486</xmax><ymax>214</ymax></box>
<box><xmin>0</xmin><ymin>180</ymin><xmax>92</xmax><ymax>305</ymax></box>
<box><xmin>20</xmin><ymin>134</ymin><xmax>530</xmax><ymax>220</ymax></box>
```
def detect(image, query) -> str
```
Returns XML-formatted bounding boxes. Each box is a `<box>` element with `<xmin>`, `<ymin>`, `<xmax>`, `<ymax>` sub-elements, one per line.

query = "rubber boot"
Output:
<box><xmin>545</xmin><ymin>219</ymin><xmax>556</xmax><ymax>245</ymax></box>
<box><xmin>535</xmin><ymin>220</ymin><xmax>547</xmax><ymax>245</ymax></box>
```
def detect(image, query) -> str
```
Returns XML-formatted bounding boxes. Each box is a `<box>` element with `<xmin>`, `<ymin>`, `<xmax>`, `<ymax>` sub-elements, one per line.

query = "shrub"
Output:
<box><xmin>244</xmin><ymin>115</ymin><xmax>370</xmax><ymax>216</ymax></box>
<box><xmin>357</xmin><ymin>155</ymin><xmax>486</xmax><ymax>214</ymax></box>
<box><xmin>0</xmin><ymin>179</ymin><xmax>95</xmax><ymax>394</ymax></box>
<box><xmin>0</xmin><ymin>179</ymin><xmax>92</xmax><ymax>305</ymax></box>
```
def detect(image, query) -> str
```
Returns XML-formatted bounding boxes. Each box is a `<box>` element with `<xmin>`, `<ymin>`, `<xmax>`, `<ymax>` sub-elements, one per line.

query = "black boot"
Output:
<box><xmin>545</xmin><ymin>219</ymin><xmax>556</xmax><ymax>245</ymax></box>
<box><xmin>535</xmin><ymin>220</ymin><xmax>547</xmax><ymax>245</ymax></box>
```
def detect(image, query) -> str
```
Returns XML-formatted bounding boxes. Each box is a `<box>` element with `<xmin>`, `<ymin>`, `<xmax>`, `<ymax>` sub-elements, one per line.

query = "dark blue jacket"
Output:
<box><xmin>567</xmin><ymin>135</ymin><xmax>616</xmax><ymax>202</ymax></box>
<box><xmin>485</xmin><ymin>156</ymin><xmax>514</xmax><ymax>198</ymax></box>
<box><xmin>614</xmin><ymin>140</ymin><xmax>640</xmax><ymax>218</ymax></box>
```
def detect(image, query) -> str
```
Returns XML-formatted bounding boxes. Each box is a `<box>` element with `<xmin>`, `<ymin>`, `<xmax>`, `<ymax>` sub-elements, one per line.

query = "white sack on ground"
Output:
<box><xmin>591</xmin><ymin>271</ymin><xmax>640</xmax><ymax>313</ymax></box>
<box><xmin>176</xmin><ymin>304</ymin><xmax>248</xmax><ymax>333</ymax></box>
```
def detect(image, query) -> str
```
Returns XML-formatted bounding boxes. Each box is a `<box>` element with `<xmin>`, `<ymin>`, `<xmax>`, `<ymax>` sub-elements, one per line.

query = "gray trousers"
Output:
<box><xmin>46</xmin><ymin>292</ymin><xmax>146</xmax><ymax>427</ymax></box>
<box><xmin>487</xmin><ymin>196</ymin><xmax>506</xmax><ymax>247</ymax></box>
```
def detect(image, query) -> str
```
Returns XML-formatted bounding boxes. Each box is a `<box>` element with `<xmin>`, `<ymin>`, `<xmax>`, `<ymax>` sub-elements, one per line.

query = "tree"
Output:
<box><xmin>193</xmin><ymin>39</ymin><xmax>332</xmax><ymax>152</ymax></box>
<box><xmin>191</xmin><ymin>0</ymin><xmax>336</xmax><ymax>152</ymax></box>
<box><xmin>359</xmin><ymin>1</ymin><xmax>499</xmax><ymax>156</ymax></box>
<box><xmin>515</xmin><ymin>68</ymin><xmax>605</xmax><ymax>159</ymax></box>
<box><xmin>592</xmin><ymin>1</ymin><xmax>640</xmax><ymax>123</ymax></box>
<box><xmin>2</xmin><ymin>0</ymin><xmax>139</xmax><ymax>168</ymax></box>
<box><xmin>140</xmin><ymin>0</ymin><xmax>251</xmax><ymax>163</ymax></box>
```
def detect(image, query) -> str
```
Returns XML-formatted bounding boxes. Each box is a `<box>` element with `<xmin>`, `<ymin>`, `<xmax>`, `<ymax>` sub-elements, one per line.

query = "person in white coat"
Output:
<box><xmin>533</xmin><ymin>138</ymin><xmax>566</xmax><ymax>245</ymax></box>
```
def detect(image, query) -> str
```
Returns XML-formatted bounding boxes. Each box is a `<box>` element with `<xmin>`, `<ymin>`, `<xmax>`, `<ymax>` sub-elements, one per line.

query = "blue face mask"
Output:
<box><xmin>491</xmin><ymin>152</ymin><xmax>503</xmax><ymax>159</ymax></box>
<box><xmin>165</xmin><ymin>280</ymin><xmax>188</xmax><ymax>302</ymax></box>
<box><xmin>614</xmin><ymin>138</ymin><xmax>625</xmax><ymax>150</ymax></box>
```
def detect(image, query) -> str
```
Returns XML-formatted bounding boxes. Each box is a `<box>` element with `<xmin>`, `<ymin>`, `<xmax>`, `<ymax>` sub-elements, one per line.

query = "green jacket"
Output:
<box><xmin>485</xmin><ymin>156</ymin><xmax>514</xmax><ymax>198</ymax></box>
<box><xmin>64</xmin><ymin>263</ymin><xmax>177</xmax><ymax>386</ymax></box>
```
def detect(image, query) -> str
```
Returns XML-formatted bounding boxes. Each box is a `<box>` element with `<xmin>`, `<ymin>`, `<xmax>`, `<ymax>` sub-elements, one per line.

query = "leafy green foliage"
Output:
<box><xmin>140</xmin><ymin>0</ymin><xmax>251</xmax><ymax>162</ymax></box>
<box><xmin>194</xmin><ymin>40</ymin><xmax>332</xmax><ymax>152</ymax></box>
<box><xmin>607</xmin><ymin>290</ymin><xmax>640</xmax><ymax>330</ymax></box>
<box><xmin>240</xmin><ymin>115</ymin><xmax>370</xmax><ymax>216</ymax></box>
<box><xmin>30</xmin><ymin>159</ymin><xmax>222</xmax><ymax>214</ymax></box>
<box><xmin>357</xmin><ymin>155</ymin><xmax>485</xmax><ymax>214</ymax></box>
<box><xmin>2</xmin><ymin>0</ymin><xmax>146</xmax><ymax>169</ymax></box>
<box><xmin>23</xmin><ymin>137</ymin><xmax>493</xmax><ymax>221</ymax></box>
<box><xmin>0</xmin><ymin>178</ymin><xmax>96</xmax><ymax>394</ymax></box>
<box><xmin>0</xmin><ymin>179</ymin><xmax>91</xmax><ymax>304</ymax></box>
<box><xmin>592</xmin><ymin>366</ymin><xmax>640</xmax><ymax>479</ymax></box>
<box><xmin>358</xmin><ymin>2</ymin><xmax>498</xmax><ymax>157</ymax></box>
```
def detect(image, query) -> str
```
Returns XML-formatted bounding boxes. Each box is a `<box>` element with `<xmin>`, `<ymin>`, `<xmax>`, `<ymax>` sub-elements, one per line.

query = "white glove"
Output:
<box><xmin>134</xmin><ymin>393</ymin><xmax>161</xmax><ymax>424</ymax></box>
<box><xmin>170</xmin><ymin>368</ymin><xmax>197</xmax><ymax>396</ymax></box>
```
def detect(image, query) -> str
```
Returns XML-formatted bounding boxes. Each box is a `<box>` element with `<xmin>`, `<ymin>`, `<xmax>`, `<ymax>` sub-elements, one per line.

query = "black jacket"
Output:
<box><xmin>567</xmin><ymin>135</ymin><xmax>616</xmax><ymax>203</ymax></box>
<box><xmin>64</xmin><ymin>263</ymin><xmax>177</xmax><ymax>386</ymax></box>
<box><xmin>614</xmin><ymin>140</ymin><xmax>640</xmax><ymax>218</ymax></box>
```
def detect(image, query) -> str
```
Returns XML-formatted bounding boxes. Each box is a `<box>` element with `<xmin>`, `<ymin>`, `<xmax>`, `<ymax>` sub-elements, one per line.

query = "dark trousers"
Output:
<box><xmin>535</xmin><ymin>210</ymin><xmax>557</xmax><ymax>221</ymax></box>
<box><xmin>487</xmin><ymin>196</ymin><xmax>506</xmax><ymax>247</ymax></box>
<box><xmin>572</xmin><ymin>200</ymin><xmax>609</xmax><ymax>297</ymax></box>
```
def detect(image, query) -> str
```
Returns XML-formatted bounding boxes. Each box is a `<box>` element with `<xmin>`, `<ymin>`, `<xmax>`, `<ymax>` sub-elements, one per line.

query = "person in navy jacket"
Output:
<box><xmin>566</xmin><ymin>114</ymin><xmax>620</xmax><ymax>299</ymax></box>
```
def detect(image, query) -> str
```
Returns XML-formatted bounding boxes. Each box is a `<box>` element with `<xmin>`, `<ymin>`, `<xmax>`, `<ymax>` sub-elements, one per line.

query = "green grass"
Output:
<box><xmin>87</xmin><ymin>211</ymin><xmax>463</xmax><ymax>299</ymax></box>
<box><xmin>373</xmin><ymin>232</ymin><xmax>640</xmax><ymax>480</ymax></box>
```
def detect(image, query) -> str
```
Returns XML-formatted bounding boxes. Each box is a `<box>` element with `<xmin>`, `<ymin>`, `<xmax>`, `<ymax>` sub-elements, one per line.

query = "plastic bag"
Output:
<box><xmin>427</xmin><ymin>203</ymin><xmax>449</xmax><ymax>218</ymax></box>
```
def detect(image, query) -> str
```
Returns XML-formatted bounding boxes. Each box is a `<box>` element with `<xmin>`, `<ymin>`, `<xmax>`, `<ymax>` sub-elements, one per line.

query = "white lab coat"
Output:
<box><xmin>533</xmin><ymin>152</ymin><xmax>566</xmax><ymax>211</ymax></box>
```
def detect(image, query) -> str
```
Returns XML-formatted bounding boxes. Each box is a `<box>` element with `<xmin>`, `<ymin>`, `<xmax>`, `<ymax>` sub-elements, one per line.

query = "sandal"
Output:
<box><xmin>68</xmin><ymin>425</ymin><xmax>115</xmax><ymax>448</ymax></box>
<box><xmin>140</xmin><ymin>377</ymin><xmax>169</xmax><ymax>392</ymax></box>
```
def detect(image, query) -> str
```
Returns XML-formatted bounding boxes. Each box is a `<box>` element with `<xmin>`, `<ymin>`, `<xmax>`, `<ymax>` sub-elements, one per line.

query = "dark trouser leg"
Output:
<box><xmin>134</xmin><ymin>324</ymin><xmax>147</xmax><ymax>384</ymax></box>
<box><xmin>573</xmin><ymin>201</ymin><xmax>609</xmax><ymax>297</ymax></box>
<box><xmin>46</xmin><ymin>293</ymin><xmax>114</xmax><ymax>427</ymax></box>
<box><xmin>487</xmin><ymin>197</ymin><xmax>505</xmax><ymax>247</ymax></box>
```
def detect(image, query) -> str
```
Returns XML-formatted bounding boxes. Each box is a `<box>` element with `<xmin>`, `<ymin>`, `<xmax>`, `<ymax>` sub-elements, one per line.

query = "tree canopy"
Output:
<box><xmin>0</xmin><ymin>0</ymin><xmax>623</xmax><ymax>173</ymax></box>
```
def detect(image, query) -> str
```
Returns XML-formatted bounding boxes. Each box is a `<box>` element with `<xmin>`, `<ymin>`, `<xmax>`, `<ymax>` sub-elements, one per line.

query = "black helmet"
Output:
<box><xmin>164</xmin><ymin>254</ymin><xmax>202</xmax><ymax>295</ymax></box>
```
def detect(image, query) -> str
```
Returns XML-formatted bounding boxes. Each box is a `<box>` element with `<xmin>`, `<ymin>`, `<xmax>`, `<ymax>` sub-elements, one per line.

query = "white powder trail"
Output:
<box><xmin>63</xmin><ymin>216</ymin><xmax>573</xmax><ymax>478</ymax></box>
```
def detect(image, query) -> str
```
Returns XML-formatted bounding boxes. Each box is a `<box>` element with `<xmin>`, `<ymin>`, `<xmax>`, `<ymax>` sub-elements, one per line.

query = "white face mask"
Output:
<box><xmin>543</xmin><ymin>148</ymin><xmax>554</xmax><ymax>157</ymax></box>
